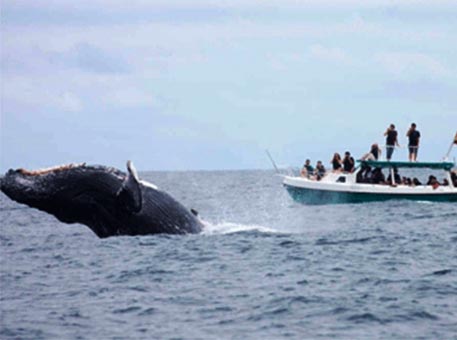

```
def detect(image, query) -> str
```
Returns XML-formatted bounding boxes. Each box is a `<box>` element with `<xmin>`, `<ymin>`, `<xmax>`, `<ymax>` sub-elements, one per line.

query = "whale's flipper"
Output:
<box><xmin>116</xmin><ymin>161</ymin><xmax>142</xmax><ymax>213</ymax></box>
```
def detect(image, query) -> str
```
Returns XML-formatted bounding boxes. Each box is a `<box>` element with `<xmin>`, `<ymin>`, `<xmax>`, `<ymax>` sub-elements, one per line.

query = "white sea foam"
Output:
<box><xmin>201</xmin><ymin>220</ymin><xmax>279</xmax><ymax>235</ymax></box>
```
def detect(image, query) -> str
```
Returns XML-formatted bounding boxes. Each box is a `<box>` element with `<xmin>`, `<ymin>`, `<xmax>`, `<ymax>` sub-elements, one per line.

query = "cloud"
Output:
<box><xmin>56</xmin><ymin>92</ymin><xmax>84</xmax><ymax>112</ymax></box>
<box><xmin>309</xmin><ymin>44</ymin><xmax>350</xmax><ymax>63</ymax></box>
<box><xmin>62</xmin><ymin>43</ymin><xmax>131</xmax><ymax>74</ymax></box>
<box><xmin>374</xmin><ymin>52</ymin><xmax>448</xmax><ymax>78</ymax></box>
<box><xmin>101</xmin><ymin>87</ymin><xmax>158</xmax><ymax>109</ymax></box>
<box><xmin>2</xmin><ymin>75</ymin><xmax>84</xmax><ymax>112</ymax></box>
<box><xmin>2</xmin><ymin>0</ymin><xmax>456</xmax><ymax>171</ymax></box>
<box><xmin>7</xmin><ymin>0</ymin><xmax>457</xmax><ymax>12</ymax></box>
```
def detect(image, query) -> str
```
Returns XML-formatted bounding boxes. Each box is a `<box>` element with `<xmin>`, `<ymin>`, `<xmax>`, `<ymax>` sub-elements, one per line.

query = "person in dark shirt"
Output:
<box><xmin>412</xmin><ymin>177</ymin><xmax>422</xmax><ymax>186</ymax></box>
<box><xmin>406</xmin><ymin>123</ymin><xmax>421</xmax><ymax>161</ymax></box>
<box><xmin>342</xmin><ymin>151</ymin><xmax>355</xmax><ymax>173</ymax></box>
<box><xmin>371</xmin><ymin>167</ymin><xmax>385</xmax><ymax>184</ymax></box>
<box><xmin>331</xmin><ymin>153</ymin><xmax>342</xmax><ymax>172</ymax></box>
<box><xmin>426</xmin><ymin>175</ymin><xmax>438</xmax><ymax>186</ymax></box>
<box><xmin>386</xmin><ymin>167</ymin><xmax>401</xmax><ymax>185</ymax></box>
<box><xmin>359</xmin><ymin>144</ymin><xmax>381</xmax><ymax>181</ymax></box>
<box><xmin>314</xmin><ymin>160</ymin><xmax>326</xmax><ymax>180</ymax></box>
<box><xmin>301</xmin><ymin>159</ymin><xmax>314</xmax><ymax>177</ymax></box>
<box><xmin>384</xmin><ymin>124</ymin><xmax>399</xmax><ymax>161</ymax></box>
<box><xmin>361</xmin><ymin>143</ymin><xmax>382</xmax><ymax>161</ymax></box>
<box><xmin>427</xmin><ymin>175</ymin><xmax>440</xmax><ymax>189</ymax></box>
<box><xmin>370</xmin><ymin>143</ymin><xmax>381</xmax><ymax>160</ymax></box>
<box><xmin>402</xmin><ymin>177</ymin><xmax>412</xmax><ymax>186</ymax></box>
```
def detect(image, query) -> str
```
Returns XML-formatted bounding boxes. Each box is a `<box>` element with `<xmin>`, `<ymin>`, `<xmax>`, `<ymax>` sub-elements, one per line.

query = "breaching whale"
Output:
<box><xmin>0</xmin><ymin>161</ymin><xmax>203</xmax><ymax>238</ymax></box>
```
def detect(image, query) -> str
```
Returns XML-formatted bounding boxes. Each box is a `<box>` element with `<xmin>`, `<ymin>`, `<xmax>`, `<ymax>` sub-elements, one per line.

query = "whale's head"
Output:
<box><xmin>0</xmin><ymin>162</ymin><xmax>143</xmax><ymax>237</ymax></box>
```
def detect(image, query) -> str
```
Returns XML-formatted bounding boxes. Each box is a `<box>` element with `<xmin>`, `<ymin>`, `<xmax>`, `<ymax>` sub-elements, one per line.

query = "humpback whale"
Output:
<box><xmin>0</xmin><ymin>161</ymin><xmax>203</xmax><ymax>238</ymax></box>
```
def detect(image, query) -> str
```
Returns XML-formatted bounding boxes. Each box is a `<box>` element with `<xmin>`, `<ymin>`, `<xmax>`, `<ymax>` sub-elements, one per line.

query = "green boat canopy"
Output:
<box><xmin>357</xmin><ymin>160</ymin><xmax>455</xmax><ymax>170</ymax></box>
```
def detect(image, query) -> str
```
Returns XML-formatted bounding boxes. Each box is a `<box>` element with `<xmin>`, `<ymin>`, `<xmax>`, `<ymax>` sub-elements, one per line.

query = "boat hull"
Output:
<box><xmin>284</xmin><ymin>183</ymin><xmax>457</xmax><ymax>205</ymax></box>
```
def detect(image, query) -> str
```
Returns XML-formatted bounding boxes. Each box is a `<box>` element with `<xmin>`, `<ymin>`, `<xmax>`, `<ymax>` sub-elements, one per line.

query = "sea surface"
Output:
<box><xmin>1</xmin><ymin>170</ymin><xmax>456</xmax><ymax>339</ymax></box>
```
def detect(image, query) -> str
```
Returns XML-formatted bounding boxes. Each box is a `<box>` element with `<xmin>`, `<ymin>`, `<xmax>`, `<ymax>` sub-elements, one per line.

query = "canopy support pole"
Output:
<box><xmin>444</xmin><ymin>131</ymin><xmax>457</xmax><ymax>160</ymax></box>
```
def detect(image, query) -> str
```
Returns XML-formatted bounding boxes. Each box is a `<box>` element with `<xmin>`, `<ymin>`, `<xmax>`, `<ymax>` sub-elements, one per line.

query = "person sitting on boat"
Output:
<box><xmin>370</xmin><ymin>167</ymin><xmax>386</xmax><ymax>184</ymax></box>
<box><xmin>412</xmin><ymin>177</ymin><xmax>422</xmax><ymax>186</ymax></box>
<box><xmin>300</xmin><ymin>159</ymin><xmax>314</xmax><ymax>178</ymax></box>
<box><xmin>356</xmin><ymin>169</ymin><xmax>365</xmax><ymax>183</ymax></box>
<box><xmin>359</xmin><ymin>144</ymin><xmax>382</xmax><ymax>181</ymax></box>
<box><xmin>343</xmin><ymin>151</ymin><xmax>355</xmax><ymax>173</ymax></box>
<box><xmin>314</xmin><ymin>161</ymin><xmax>326</xmax><ymax>180</ymax></box>
<box><xmin>402</xmin><ymin>177</ymin><xmax>412</xmax><ymax>186</ymax></box>
<box><xmin>386</xmin><ymin>167</ymin><xmax>401</xmax><ymax>185</ymax></box>
<box><xmin>331</xmin><ymin>153</ymin><xmax>342</xmax><ymax>173</ymax></box>
<box><xmin>384</xmin><ymin>124</ymin><xmax>400</xmax><ymax>161</ymax></box>
<box><xmin>361</xmin><ymin>143</ymin><xmax>382</xmax><ymax>161</ymax></box>
<box><xmin>427</xmin><ymin>175</ymin><xmax>440</xmax><ymax>189</ymax></box>
<box><xmin>406</xmin><ymin>123</ymin><xmax>421</xmax><ymax>162</ymax></box>
<box><xmin>442</xmin><ymin>178</ymin><xmax>450</xmax><ymax>186</ymax></box>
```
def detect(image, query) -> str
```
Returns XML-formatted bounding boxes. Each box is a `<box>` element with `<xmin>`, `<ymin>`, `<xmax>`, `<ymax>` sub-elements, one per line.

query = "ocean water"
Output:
<box><xmin>1</xmin><ymin>170</ymin><xmax>456</xmax><ymax>339</ymax></box>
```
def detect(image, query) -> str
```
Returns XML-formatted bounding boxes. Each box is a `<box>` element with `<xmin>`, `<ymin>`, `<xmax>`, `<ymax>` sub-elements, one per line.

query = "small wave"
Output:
<box><xmin>410</xmin><ymin>311</ymin><xmax>439</xmax><ymax>320</ymax></box>
<box><xmin>0</xmin><ymin>327</ymin><xmax>47</xmax><ymax>339</ymax></box>
<box><xmin>347</xmin><ymin>313</ymin><xmax>385</xmax><ymax>324</ymax></box>
<box><xmin>138</xmin><ymin>307</ymin><xmax>156</xmax><ymax>316</ymax></box>
<box><xmin>427</xmin><ymin>269</ymin><xmax>452</xmax><ymax>276</ymax></box>
<box><xmin>112</xmin><ymin>306</ymin><xmax>142</xmax><ymax>314</ymax></box>
<box><xmin>315</xmin><ymin>236</ymin><xmax>377</xmax><ymax>246</ymax></box>
<box><xmin>201</xmin><ymin>221</ymin><xmax>279</xmax><ymax>235</ymax></box>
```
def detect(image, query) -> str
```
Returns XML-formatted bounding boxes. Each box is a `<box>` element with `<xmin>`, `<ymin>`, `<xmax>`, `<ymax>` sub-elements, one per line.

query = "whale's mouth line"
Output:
<box><xmin>17</xmin><ymin>163</ymin><xmax>86</xmax><ymax>176</ymax></box>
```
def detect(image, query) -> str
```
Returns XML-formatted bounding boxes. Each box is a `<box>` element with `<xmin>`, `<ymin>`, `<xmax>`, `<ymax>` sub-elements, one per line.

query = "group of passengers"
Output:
<box><xmin>330</xmin><ymin>151</ymin><xmax>355</xmax><ymax>173</ymax></box>
<box><xmin>302</xmin><ymin>145</ymin><xmax>457</xmax><ymax>187</ymax></box>
<box><xmin>301</xmin><ymin>151</ymin><xmax>355</xmax><ymax>181</ymax></box>
<box><xmin>300</xmin><ymin>159</ymin><xmax>326</xmax><ymax>180</ymax></box>
<box><xmin>356</xmin><ymin>166</ymin><xmax>447</xmax><ymax>187</ymax></box>
<box><xmin>300</xmin><ymin>123</ymin><xmax>456</xmax><ymax>186</ymax></box>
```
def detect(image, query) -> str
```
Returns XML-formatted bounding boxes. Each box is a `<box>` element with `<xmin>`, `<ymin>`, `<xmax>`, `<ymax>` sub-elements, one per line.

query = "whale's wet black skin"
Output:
<box><xmin>0</xmin><ymin>161</ymin><xmax>203</xmax><ymax>238</ymax></box>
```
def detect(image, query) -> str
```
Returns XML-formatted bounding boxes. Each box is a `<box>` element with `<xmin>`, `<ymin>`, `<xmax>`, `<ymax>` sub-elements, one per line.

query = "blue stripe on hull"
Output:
<box><xmin>284</xmin><ymin>184</ymin><xmax>457</xmax><ymax>205</ymax></box>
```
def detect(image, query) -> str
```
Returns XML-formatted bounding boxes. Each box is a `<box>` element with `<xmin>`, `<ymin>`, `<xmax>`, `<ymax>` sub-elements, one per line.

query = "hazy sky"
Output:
<box><xmin>1</xmin><ymin>0</ymin><xmax>457</xmax><ymax>172</ymax></box>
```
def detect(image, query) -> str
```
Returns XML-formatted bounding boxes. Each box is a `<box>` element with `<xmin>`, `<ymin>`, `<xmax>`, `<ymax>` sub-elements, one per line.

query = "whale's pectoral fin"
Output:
<box><xmin>116</xmin><ymin>161</ymin><xmax>142</xmax><ymax>213</ymax></box>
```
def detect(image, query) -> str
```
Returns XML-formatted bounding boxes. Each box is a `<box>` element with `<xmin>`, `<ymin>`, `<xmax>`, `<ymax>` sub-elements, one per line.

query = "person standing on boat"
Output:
<box><xmin>343</xmin><ymin>151</ymin><xmax>355</xmax><ymax>173</ymax></box>
<box><xmin>406</xmin><ymin>123</ymin><xmax>421</xmax><ymax>162</ymax></box>
<box><xmin>331</xmin><ymin>153</ymin><xmax>342</xmax><ymax>172</ymax></box>
<box><xmin>384</xmin><ymin>124</ymin><xmax>399</xmax><ymax>161</ymax></box>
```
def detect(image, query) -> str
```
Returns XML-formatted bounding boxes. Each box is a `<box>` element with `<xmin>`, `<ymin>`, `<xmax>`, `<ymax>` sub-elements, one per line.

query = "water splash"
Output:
<box><xmin>201</xmin><ymin>220</ymin><xmax>279</xmax><ymax>235</ymax></box>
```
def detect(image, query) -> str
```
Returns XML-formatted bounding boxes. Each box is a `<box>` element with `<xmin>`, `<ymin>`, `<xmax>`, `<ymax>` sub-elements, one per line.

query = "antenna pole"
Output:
<box><xmin>265</xmin><ymin>150</ymin><xmax>279</xmax><ymax>173</ymax></box>
<box><xmin>444</xmin><ymin>131</ymin><xmax>457</xmax><ymax>160</ymax></box>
